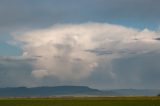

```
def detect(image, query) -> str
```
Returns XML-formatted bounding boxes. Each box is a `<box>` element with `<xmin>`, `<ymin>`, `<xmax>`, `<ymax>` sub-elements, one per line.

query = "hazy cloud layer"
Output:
<box><xmin>0</xmin><ymin>0</ymin><xmax>160</xmax><ymax>33</ymax></box>
<box><xmin>13</xmin><ymin>23</ymin><xmax>160</xmax><ymax>80</ymax></box>
<box><xmin>1</xmin><ymin>53</ymin><xmax>160</xmax><ymax>89</ymax></box>
<box><xmin>0</xmin><ymin>56</ymin><xmax>35</xmax><ymax>87</ymax></box>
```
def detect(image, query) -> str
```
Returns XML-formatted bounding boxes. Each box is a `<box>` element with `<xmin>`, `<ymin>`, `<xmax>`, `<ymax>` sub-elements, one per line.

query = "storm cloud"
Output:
<box><xmin>12</xmin><ymin>22</ymin><xmax>160</xmax><ymax>80</ymax></box>
<box><xmin>1</xmin><ymin>0</ymin><xmax>160</xmax><ymax>89</ymax></box>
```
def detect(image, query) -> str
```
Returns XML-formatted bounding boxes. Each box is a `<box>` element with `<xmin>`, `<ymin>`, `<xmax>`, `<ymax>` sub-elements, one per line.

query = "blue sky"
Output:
<box><xmin>0</xmin><ymin>0</ymin><xmax>160</xmax><ymax>89</ymax></box>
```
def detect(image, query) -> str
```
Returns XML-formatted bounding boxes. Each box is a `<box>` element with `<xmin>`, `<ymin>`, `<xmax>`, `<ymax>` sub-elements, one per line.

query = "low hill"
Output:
<box><xmin>0</xmin><ymin>86</ymin><xmax>159</xmax><ymax>97</ymax></box>
<box><xmin>0</xmin><ymin>86</ymin><xmax>113</xmax><ymax>97</ymax></box>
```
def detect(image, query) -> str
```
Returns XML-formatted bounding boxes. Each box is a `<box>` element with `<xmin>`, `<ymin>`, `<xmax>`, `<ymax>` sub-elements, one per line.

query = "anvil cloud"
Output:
<box><xmin>12</xmin><ymin>23</ymin><xmax>160</xmax><ymax>80</ymax></box>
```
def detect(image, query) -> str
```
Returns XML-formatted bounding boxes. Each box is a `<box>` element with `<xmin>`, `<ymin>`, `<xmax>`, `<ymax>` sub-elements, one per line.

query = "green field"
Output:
<box><xmin>0</xmin><ymin>97</ymin><xmax>160</xmax><ymax>106</ymax></box>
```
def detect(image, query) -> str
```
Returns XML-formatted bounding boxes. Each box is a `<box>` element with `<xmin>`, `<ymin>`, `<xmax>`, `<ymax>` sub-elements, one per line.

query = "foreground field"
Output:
<box><xmin>0</xmin><ymin>97</ymin><xmax>160</xmax><ymax>106</ymax></box>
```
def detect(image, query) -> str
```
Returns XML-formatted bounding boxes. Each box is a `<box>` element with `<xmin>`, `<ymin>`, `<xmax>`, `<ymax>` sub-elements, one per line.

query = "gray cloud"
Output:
<box><xmin>0</xmin><ymin>0</ymin><xmax>160</xmax><ymax>33</ymax></box>
<box><xmin>85</xmin><ymin>48</ymin><xmax>113</xmax><ymax>56</ymax></box>
<box><xmin>0</xmin><ymin>56</ymin><xmax>71</xmax><ymax>87</ymax></box>
<box><xmin>0</xmin><ymin>53</ymin><xmax>160</xmax><ymax>89</ymax></box>
<box><xmin>111</xmin><ymin>53</ymin><xmax>160</xmax><ymax>89</ymax></box>
<box><xmin>1</xmin><ymin>52</ymin><xmax>160</xmax><ymax>89</ymax></box>
<box><xmin>0</xmin><ymin>57</ymin><xmax>35</xmax><ymax>87</ymax></box>
<box><xmin>155</xmin><ymin>38</ymin><xmax>160</xmax><ymax>41</ymax></box>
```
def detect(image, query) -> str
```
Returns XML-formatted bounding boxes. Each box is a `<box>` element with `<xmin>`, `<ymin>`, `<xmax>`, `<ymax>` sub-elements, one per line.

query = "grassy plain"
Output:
<box><xmin>0</xmin><ymin>96</ymin><xmax>160</xmax><ymax>106</ymax></box>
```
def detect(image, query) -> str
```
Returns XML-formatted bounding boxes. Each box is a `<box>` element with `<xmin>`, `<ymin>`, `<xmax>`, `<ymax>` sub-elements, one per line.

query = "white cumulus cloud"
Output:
<box><xmin>13</xmin><ymin>23</ymin><xmax>160</xmax><ymax>80</ymax></box>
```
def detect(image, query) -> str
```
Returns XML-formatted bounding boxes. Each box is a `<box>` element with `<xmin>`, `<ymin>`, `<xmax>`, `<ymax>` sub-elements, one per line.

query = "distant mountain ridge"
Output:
<box><xmin>0</xmin><ymin>86</ymin><xmax>109</xmax><ymax>97</ymax></box>
<box><xmin>0</xmin><ymin>86</ymin><xmax>159</xmax><ymax>97</ymax></box>
<box><xmin>108</xmin><ymin>89</ymin><xmax>160</xmax><ymax>96</ymax></box>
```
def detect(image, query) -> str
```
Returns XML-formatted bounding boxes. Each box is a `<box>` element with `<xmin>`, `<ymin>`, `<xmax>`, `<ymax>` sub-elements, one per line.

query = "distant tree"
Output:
<box><xmin>157</xmin><ymin>94</ymin><xmax>160</xmax><ymax>96</ymax></box>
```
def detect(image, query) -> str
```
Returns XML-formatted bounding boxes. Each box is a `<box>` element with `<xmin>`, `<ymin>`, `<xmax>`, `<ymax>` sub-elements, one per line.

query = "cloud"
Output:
<box><xmin>0</xmin><ymin>0</ymin><xmax>160</xmax><ymax>33</ymax></box>
<box><xmin>111</xmin><ymin>53</ymin><xmax>160</xmax><ymax>89</ymax></box>
<box><xmin>85</xmin><ymin>48</ymin><xmax>113</xmax><ymax>56</ymax></box>
<box><xmin>32</xmin><ymin>69</ymin><xmax>49</xmax><ymax>78</ymax></box>
<box><xmin>13</xmin><ymin>22</ymin><xmax>160</xmax><ymax>80</ymax></box>
<box><xmin>0</xmin><ymin>56</ymin><xmax>36</xmax><ymax>87</ymax></box>
<box><xmin>155</xmin><ymin>38</ymin><xmax>160</xmax><ymax>41</ymax></box>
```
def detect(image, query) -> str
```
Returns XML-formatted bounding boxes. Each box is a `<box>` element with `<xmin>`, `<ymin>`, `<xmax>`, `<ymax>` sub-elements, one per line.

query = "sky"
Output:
<box><xmin>0</xmin><ymin>0</ymin><xmax>160</xmax><ymax>89</ymax></box>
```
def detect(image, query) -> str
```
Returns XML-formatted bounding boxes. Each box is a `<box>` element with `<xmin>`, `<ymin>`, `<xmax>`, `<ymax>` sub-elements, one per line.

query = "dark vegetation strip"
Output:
<box><xmin>0</xmin><ymin>97</ymin><xmax>160</xmax><ymax>106</ymax></box>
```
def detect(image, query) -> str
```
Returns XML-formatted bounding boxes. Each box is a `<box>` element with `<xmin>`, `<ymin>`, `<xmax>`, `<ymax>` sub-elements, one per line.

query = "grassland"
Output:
<box><xmin>0</xmin><ymin>96</ymin><xmax>160</xmax><ymax>106</ymax></box>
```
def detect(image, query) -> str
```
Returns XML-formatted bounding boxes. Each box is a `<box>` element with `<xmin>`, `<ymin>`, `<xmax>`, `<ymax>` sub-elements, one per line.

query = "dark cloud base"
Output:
<box><xmin>0</xmin><ymin>52</ymin><xmax>160</xmax><ymax>89</ymax></box>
